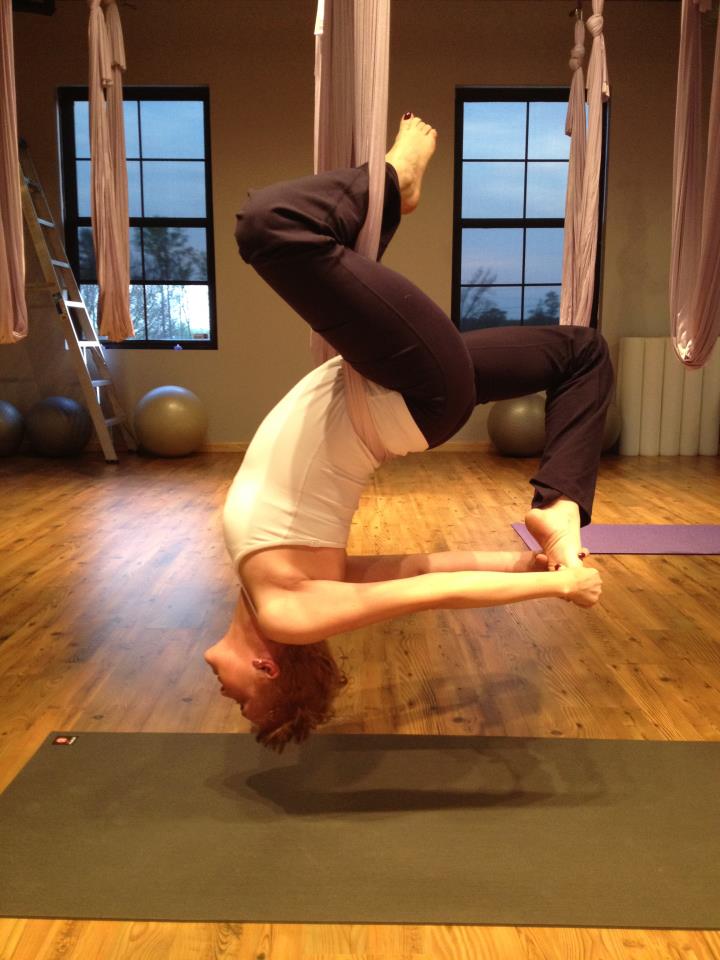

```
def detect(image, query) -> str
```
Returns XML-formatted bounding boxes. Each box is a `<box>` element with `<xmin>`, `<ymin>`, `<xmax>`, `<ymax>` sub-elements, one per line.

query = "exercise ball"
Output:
<box><xmin>0</xmin><ymin>400</ymin><xmax>24</xmax><ymax>456</ymax></box>
<box><xmin>26</xmin><ymin>396</ymin><xmax>92</xmax><ymax>457</ymax></box>
<box><xmin>134</xmin><ymin>385</ymin><xmax>208</xmax><ymax>457</ymax></box>
<box><xmin>487</xmin><ymin>394</ymin><xmax>546</xmax><ymax>457</ymax></box>
<box><xmin>602</xmin><ymin>401</ymin><xmax>622</xmax><ymax>453</ymax></box>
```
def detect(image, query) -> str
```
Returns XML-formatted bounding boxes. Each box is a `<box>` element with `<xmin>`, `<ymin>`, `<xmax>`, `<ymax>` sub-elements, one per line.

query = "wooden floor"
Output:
<box><xmin>1</xmin><ymin>448</ymin><xmax>719</xmax><ymax>960</ymax></box>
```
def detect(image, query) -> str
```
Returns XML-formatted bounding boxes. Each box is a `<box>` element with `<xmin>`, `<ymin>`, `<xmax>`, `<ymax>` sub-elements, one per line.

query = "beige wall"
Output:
<box><xmin>5</xmin><ymin>0</ymin><xmax>715</xmax><ymax>443</ymax></box>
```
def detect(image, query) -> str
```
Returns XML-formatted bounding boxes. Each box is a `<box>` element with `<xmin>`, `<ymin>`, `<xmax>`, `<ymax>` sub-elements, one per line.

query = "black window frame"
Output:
<box><xmin>57</xmin><ymin>85</ymin><xmax>218</xmax><ymax>351</ymax></box>
<box><xmin>452</xmin><ymin>86</ymin><xmax>609</xmax><ymax>331</ymax></box>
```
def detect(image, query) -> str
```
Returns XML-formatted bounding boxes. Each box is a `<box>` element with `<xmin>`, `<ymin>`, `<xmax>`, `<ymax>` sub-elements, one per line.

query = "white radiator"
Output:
<box><xmin>617</xmin><ymin>337</ymin><xmax>720</xmax><ymax>456</ymax></box>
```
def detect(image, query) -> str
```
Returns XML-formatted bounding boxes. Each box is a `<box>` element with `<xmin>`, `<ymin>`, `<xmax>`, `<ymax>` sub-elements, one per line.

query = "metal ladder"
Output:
<box><xmin>19</xmin><ymin>139</ymin><xmax>136</xmax><ymax>462</ymax></box>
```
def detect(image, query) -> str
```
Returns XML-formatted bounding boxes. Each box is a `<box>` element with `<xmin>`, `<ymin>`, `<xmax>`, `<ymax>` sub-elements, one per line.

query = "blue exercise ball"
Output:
<box><xmin>134</xmin><ymin>385</ymin><xmax>208</xmax><ymax>457</ymax></box>
<box><xmin>0</xmin><ymin>400</ymin><xmax>24</xmax><ymax>457</ymax></box>
<box><xmin>26</xmin><ymin>396</ymin><xmax>92</xmax><ymax>458</ymax></box>
<box><xmin>487</xmin><ymin>394</ymin><xmax>546</xmax><ymax>457</ymax></box>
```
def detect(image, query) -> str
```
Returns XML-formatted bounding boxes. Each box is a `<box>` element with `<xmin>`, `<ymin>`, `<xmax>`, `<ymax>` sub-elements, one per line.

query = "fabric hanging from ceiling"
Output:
<box><xmin>559</xmin><ymin>16</ymin><xmax>587</xmax><ymax>326</ymax></box>
<box><xmin>88</xmin><ymin>0</ymin><xmax>133</xmax><ymax>342</ymax></box>
<box><xmin>0</xmin><ymin>0</ymin><xmax>28</xmax><ymax>344</ymax></box>
<box><xmin>313</xmin><ymin>0</ymin><xmax>391</xmax><ymax>462</ymax></box>
<box><xmin>560</xmin><ymin>0</ymin><xmax>609</xmax><ymax>328</ymax></box>
<box><xmin>669</xmin><ymin>0</ymin><xmax>720</xmax><ymax>368</ymax></box>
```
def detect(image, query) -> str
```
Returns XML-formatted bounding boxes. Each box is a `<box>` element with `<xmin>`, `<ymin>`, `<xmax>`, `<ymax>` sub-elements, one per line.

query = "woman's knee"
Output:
<box><xmin>572</xmin><ymin>326</ymin><xmax>609</xmax><ymax>364</ymax></box>
<box><xmin>419</xmin><ymin>358</ymin><xmax>476</xmax><ymax>448</ymax></box>
<box><xmin>572</xmin><ymin>327</ymin><xmax>614</xmax><ymax>393</ymax></box>
<box><xmin>234</xmin><ymin>188</ymin><xmax>280</xmax><ymax>264</ymax></box>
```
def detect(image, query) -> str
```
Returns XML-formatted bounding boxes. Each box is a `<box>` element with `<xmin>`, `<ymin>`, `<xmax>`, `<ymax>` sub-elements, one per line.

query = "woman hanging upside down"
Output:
<box><xmin>204</xmin><ymin>115</ymin><xmax>614</xmax><ymax>751</ymax></box>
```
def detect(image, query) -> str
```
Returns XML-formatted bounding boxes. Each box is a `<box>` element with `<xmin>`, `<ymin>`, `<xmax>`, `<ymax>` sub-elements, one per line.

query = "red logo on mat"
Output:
<box><xmin>52</xmin><ymin>736</ymin><xmax>77</xmax><ymax>745</ymax></box>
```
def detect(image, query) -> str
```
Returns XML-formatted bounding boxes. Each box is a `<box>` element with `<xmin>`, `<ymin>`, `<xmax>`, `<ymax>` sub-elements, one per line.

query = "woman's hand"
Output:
<box><xmin>528</xmin><ymin>549</ymin><xmax>590</xmax><ymax>572</ymax></box>
<box><xmin>560</xmin><ymin>566</ymin><xmax>602</xmax><ymax>607</ymax></box>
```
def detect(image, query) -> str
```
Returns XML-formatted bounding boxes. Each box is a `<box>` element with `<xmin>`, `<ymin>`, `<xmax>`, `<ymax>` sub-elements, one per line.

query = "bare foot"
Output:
<box><xmin>525</xmin><ymin>497</ymin><xmax>584</xmax><ymax>569</ymax></box>
<box><xmin>385</xmin><ymin>114</ymin><xmax>437</xmax><ymax>214</ymax></box>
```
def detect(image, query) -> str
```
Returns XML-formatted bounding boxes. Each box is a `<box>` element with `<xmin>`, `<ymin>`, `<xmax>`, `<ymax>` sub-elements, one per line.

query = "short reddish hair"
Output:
<box><xmin>251</xmin><ymin>641</ymin><xmax>348</xmax><ymax>752</ymax></box>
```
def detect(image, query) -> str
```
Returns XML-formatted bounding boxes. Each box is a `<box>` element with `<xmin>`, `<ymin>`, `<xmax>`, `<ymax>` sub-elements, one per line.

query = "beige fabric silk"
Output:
<box><xmin>670</xmin><ymin>0</ymin><xmax>720</xmax><ymax>368</ymax></box>
<box><xmin>88</xmin><ymin>0</ymin><xmax>133</xmax><ymax>341</ymax></box>
<box><xmin>559</xmin><ymin>17</ymin><xmax>587</xmax><ymax>326</ymax></box>
<box><xmin>572</xmin><ymin>0</ymin><xmax>609</xmax><ymax>328</ymax></box>
<box><xmin>312</xmin><ymin>0</ymin><xmax>391</xmax><ymax>462</ymax></box>
<box><xmin>0</xmin><ymin>0</ymin><xmax>27</xmax><ymax>344</ymax></box>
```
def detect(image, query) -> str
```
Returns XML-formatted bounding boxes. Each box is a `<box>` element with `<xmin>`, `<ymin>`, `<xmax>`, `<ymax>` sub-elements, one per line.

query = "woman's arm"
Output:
<box><xmin>258</xmin><ymin>565</ymin><xmax>601</xmax><ymax>645</ymax></box>
<box><xmin>345</xmin><ymin>550</ymin><xmax>546</xmax><ymax>582</ymax></box>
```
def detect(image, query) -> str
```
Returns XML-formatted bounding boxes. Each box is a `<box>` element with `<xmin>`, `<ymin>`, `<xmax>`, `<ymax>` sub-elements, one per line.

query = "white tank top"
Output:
<box><xmin>223</xmin><ymin>356</ymin><xmax>428</xmax><ymax>573</ymax></box>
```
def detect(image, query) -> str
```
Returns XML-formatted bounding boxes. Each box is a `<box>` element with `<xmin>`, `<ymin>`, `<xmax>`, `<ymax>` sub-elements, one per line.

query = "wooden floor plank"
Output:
<box><xmin>1</xmin><ymin>450</ymin><xmax>719</xmax><ymax>959</ymax></box>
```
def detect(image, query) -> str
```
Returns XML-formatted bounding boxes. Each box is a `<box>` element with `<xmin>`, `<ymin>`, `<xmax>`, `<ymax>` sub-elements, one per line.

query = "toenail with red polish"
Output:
<box><xmin>403</xmin><ymin>112</ymin><xmax>413</xmax><ymax>119</ymax></box>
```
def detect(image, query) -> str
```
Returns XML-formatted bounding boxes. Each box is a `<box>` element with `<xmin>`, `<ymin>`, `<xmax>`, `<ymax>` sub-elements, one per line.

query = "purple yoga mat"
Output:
<box><xmin>512</xmin><ymin>524</ymin><xmax>720</xmax><ymax>555</ymax></box>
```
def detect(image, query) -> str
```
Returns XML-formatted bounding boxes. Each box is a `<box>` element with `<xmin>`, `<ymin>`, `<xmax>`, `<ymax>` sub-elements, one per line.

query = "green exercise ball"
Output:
<box><xmin>487</xmin><ymin>394</ymin><xmax>546</xmax><ymax>457</ymax></box>
<box><xmin>134</xmin><ymin>385</ymin><xmax>208</xmax><ymax>457</ymax></box>
<box><xmin>602</xmin><ymin>401</ymin><xmax>622</xmax><ymax>452</ymax></box>
<box><xmin>0</xmin><ymin>400</ymin><xmax>24</xmax><ymax>456</ymax></box>
<box><xmin>26</xmin><ymin>396</ymin><xmax>92</xmax><ymax>457</ymax></box>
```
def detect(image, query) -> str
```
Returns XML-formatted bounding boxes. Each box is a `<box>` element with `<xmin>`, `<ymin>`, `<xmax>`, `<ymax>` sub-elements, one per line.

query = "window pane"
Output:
<box><xmin>124</xmin><ymin>100</ymin><xmax>140</xmax><ymax>158</ymax></box>
<box><xmin>141</xmin><ymin>161</ymin><xmax>206</xmax><ymax>217</ymax></box>
<box><xmin>140</xmin><ymin>101</ymin><xmax>205</xmax><ymax>159</ymax></box>
<box><xmin>524</xmin><ymin>286</ymin><xmax>561</xmax><ymax>324</ymax></box>
<box><xmin>81</xmin><ymin>283</ymin><xmax>144</xmax><ymax>340</ymax></box>
<box><xmin>463</xmin><ymin>102</ymin><xmax>526</xmax><ymax>160</ymax></box>
<box><xmin>75</xmin><ymin>100</ymin><xmax>140</xmax><ymax>158</ymax></box>
<box><xmin>78</xmin><ymin>226</ymin><xmax>142</xmax><ymax>282</ymax></box>
<box><xmin>528</xmin><ymin>102</ymin><xmax>570</xmax><ymax>159</ymax></box>
<box><xmin>74</xmin><ymin>101</ymin><xmax>90</xmax><ymax>158</ymax></box>
<box><xmin>142</xmin><ymin>227</ymin><xmax>207</xmax><ymax>282</ymax></box>
<box><xmin>77</xmin><ymin>160</ymin><xmax>90</xmax><ymax>216</ymax></box>
<box><xmin>77</xmin><ymin>160</ymin><xmax>141</xmax><ymax>216</ymax></box>
<box><xmin>130</xmin><ymin>227</ymin><xmax>143</xmax><ymax>280</ymax></box>
<box><xmin>525</xmin><ymin>228</ymin><xmax>564</xmax><ymax>284</ymax></box>
<box><xmin>462</xmin><ymin>162</ymin><xmax>524</xmax><ymax>219</ymax></box>
<box><xmin>127</xmin><ymin>160</ymin><xmax>142</xmax><ymax>217</ymax></box>
<box><xmin>144</xmin><ymin>284</ymin><xmax>210</xmax><ymax>340</ymax></box>
<box><xmin>461</xmin><ymin>228</ymin><xmax>523</xmax><ymax>285</ymax></box>
<box><xmin>78</xmin><ymin>226</ymin><xmax>94</xmax><ymax>280</ymax></box>
<box><xmin>460</xmin><ymin>286</ymin><xmax>522</xmax><ymax>330</ymax></box>
<box><xmin>526</xmin><ymin>162</ymin><xmax>568</xmax><ymax>218</ymax></box>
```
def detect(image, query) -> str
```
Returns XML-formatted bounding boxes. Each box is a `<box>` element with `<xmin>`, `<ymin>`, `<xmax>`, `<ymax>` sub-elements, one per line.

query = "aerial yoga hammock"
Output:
<box><xmin>0</xmin><ymin>0</ymin><xmax>27</xmax><ymax>344</ymax></box>
<box><xmin>669</xmin><ymin>0</ymin><xmax>720</xmax><ymax>368</ymax></box>
<box><xmin>205</xmin><ymin>0</ymin><xmax>614</xmax><ymax>751</ymax></box>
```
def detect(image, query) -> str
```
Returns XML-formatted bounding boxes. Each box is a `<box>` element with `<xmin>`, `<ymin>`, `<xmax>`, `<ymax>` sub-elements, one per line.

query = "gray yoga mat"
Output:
<box><xmin>1</xmin><ymin>732</ymin><xmax>718</xmax><ymax>928</ymax></box>
<box><xmin>512</xmin><ymin>523</ymin><xmax>720</xmax><ymax>554</ymax></box>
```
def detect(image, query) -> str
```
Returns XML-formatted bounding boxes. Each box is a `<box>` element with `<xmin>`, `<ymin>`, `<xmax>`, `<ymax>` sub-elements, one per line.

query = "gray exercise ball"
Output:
<box><xmin>134</xmin><ymin>385</ymin><xmax>208</xmax><ymax>457</ymax></box>
<box><xmin>0</xmin><ymin>400</ymin><xmax>24</xmax><ymax>457</ymax></box>
<box><xmin>26</xmin><ymin>396</ymin><xmax>92</xmax><ymax>457</ymax></box>
<box><xmin>487</xmin><ymin>394</ymin><xmax>546</xmax><ymax>457</ymax></box>
<box><xmin>602</xmin><ymin>401</ymin><xmax>622</xmax><ymax>453</ymax></box>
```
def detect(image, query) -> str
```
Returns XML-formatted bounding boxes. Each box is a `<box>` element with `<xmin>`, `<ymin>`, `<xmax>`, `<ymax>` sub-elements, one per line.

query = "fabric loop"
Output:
<box><xmin>669</xmin><ymin>0</ymin><xmax>720</xmax><ymax>366</ymax></box>
<box><xmin>313</xmin><ymin>0</ymin><xmax>391</xmax><ymax>462</ymax></box>
<box><xmin>560</xmin><ymin>9</ymin><xmax>608</xmax><ymax>328</ymax></box>
<box><xmin>88</xmin><ymin>0</ymin><xmax>134</xmax><ymax>340</ymax></box>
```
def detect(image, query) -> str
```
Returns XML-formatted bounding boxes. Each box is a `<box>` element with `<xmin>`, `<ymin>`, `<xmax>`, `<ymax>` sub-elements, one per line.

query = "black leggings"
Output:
<box><xmin>235</xmin><ymin>164</ymin><xmax>614</xmax><ymax>525</ymax></box>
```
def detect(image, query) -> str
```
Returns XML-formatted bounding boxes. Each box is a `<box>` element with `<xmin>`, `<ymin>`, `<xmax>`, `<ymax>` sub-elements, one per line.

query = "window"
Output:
<box><xmin>452</xmin><ymin>88</ymin><xmax>608</xmax><ymax>331</ymax></box>
<box><xmin>58</xmin><ymin>86</ymin><xmax>216</xmax><ymax>349</ymax></box>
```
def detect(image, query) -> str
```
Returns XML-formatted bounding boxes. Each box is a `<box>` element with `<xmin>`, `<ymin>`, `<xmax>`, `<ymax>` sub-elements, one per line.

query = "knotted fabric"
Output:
<box><xmin>561</xmin><ymin>0</ymin><xmax>609</xmax><ymax>327</ymax></box>
<box><xmin>669</xmin><ymin>0</ymin><xmax>720</xmax><ymax>367</ymax></box>
<box><xmin>0</xmin><ymin>0</ymin><xmax>27</xmax><ymax>344</ymax></box>
<box><xmin>312</xmin><ymin>0</ymin><xmax>391</xmax><ymax>463</ymax></box>
<box><xmin>559</xmin><ymin>16</ymin><xmax>587</xmax><ymax>326</ymax></box>
<box><xmin>88</xmin><ymin>0</ymin><xmax>133</xmax><ymax>341</ymax></box>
